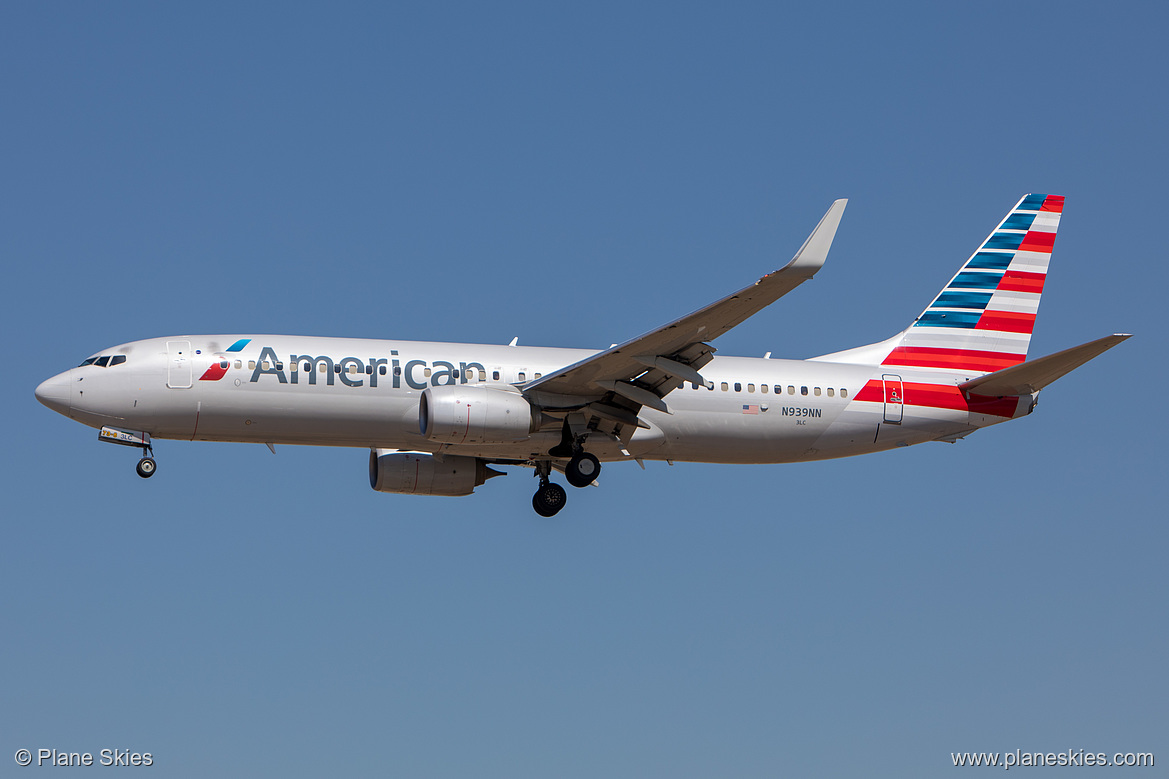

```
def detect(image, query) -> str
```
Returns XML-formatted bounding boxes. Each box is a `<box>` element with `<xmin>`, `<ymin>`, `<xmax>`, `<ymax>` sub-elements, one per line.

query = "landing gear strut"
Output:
<box><xmin>135</xmin><ymin>441</ymin><xmax>156</xmax><ymax>479</ymax></box>
<box><xmin>551</xmin><ymin>419</ymin><xmax>603</xmax><ymax>489</ymax></box>
<box><xmin>532</xmin><ymin>461</ymin><xmax>567</xmax><ymax>517</ymax></box>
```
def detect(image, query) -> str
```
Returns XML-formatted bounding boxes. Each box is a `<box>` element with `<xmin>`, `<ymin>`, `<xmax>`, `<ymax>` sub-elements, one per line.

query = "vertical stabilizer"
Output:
<box><xmin>814</xmin><ymin>194</ymin><xmax>1064</xmax><ymax>375</ymax></box>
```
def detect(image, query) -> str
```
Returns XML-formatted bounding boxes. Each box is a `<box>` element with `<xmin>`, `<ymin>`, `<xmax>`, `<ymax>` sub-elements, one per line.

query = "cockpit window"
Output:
<box><xmin>79</xmin><ymin>354</ymin><xmax>129</xmax><ymax>367</ymax></box>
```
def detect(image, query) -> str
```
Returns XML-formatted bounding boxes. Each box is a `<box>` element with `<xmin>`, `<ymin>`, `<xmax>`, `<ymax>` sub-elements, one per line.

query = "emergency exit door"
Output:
<box><xmin>882</xmin><ymin>374</ymin><xmax>903</xmax><ymax>424</ymax></box>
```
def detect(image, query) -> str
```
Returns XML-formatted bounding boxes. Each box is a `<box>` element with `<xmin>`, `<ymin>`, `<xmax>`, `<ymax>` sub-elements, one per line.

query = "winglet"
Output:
<box><xmin>959</xmin><ymin>334</ymin><xmax>1131</xmax><ymax>396</ymax></box>
<box><xmin>783</xmin><ymin>198</ymin><xmax>847</xmax><ymax>277</ymax></box>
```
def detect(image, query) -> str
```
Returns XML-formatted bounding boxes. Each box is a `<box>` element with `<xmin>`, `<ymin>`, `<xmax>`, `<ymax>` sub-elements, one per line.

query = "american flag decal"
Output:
<box><xmin>742</xmin><ymin>404</ymin><xmax>759</xmax><ymax>415</ymax></box>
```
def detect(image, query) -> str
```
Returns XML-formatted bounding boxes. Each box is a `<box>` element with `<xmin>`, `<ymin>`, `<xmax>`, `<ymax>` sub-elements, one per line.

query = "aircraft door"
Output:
<box><xmin>167</xmin><ymin>340</ymin><xmax>193</xmax><ymax>389</ymax></box>
<box><xmin>881</xmin><ymin>374</ymin><xmax>904</xmax><ymax>424</ymax></box>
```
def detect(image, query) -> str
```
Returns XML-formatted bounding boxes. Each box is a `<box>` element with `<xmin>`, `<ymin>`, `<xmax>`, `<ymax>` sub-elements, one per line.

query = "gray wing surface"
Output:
<box><xmin>524</xmin><ymin>199</ymin><xmax>847</xmax><ymax>422</ymax></box>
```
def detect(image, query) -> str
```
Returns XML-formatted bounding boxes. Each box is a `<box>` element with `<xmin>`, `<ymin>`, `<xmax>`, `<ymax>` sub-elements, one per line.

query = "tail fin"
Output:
<box><xmin>815</xmin><ymin>194</ymin><xmax>1065</xmax><ymax>375</ymax></box>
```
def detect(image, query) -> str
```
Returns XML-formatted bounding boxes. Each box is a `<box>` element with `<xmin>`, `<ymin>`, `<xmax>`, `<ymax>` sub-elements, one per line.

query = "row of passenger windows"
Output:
<box><xmin>79</xmin><ymin>355</ymin><xmax>127</xmax><ymax>367</ymax></box>
<box><xmin>691</xmin><ymin>381</ymin><xmax>848</xmax><ymax>398</ymax></box>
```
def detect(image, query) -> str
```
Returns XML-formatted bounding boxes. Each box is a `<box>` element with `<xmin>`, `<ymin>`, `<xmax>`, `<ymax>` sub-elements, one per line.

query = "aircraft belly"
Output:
<box><xmin>155</xmin><ymin>385</ymin><xmax>422</xmax><ymax>446</ymax></box>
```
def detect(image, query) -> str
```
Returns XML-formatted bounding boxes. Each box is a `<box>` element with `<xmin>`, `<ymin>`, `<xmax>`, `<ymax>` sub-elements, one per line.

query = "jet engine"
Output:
<box><xmin>418</xmin><ymin>385</ymin><xmax>534</xmax><ymax>444</ymax></box>
<box><xmin>369</xmin><ymin>450</ymin><xmax>502</xmax><ymax>496</ymax></box>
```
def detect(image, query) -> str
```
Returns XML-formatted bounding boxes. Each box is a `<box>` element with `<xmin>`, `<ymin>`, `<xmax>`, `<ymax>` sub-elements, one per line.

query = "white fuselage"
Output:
<box><xmin>39</xmin><ymin>334</ymin><xmax>1030</xmax><ymax>465</ymax></box>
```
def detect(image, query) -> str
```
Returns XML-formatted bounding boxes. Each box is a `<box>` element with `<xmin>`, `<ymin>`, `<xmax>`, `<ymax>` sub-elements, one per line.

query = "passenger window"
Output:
<box><xmin>262</xmin><ymin>361</ymin><xmax>271</xmax><ymax>370</ymax></box>
<box><xmin>249</xmin><ymin>361</ymin><xmax>256</xmax><ymax>370</ymax></box>
<box><xmin>801</xmin><ymin>386</ymin><xmax>808</xmax><ymax>396</ymax></box>
<box><xmin>518</xmin><ymin>372</ymin><xmax>526</xmax><ymax>381</ymax></box>
<box><xmin>787</xmin><ymin>385</ymin><xmax>795</xmax><ymax>395</ymax></box>
<box><xmin>734</xmin><ymin>382</ymin><xmax>741</xmax><ymax>392</ymax></box>
<box><xmin>290</xmin><ymin>362</ymin><xmax>298</xmax><ymax>372</ymax></box>
<box><xmin>453</xmin><ymin>370</ymin><xmax>460</xmax><ymax>379</ymax></box>
<box><xmin>827</xmin><ymin>388</ymin><xmax>834</xmax><ymax>397</ymax></box>
<box><xmin>234</xmin><ymin>360</ymin><xmax>242</xmax><ymax>370</ymax></box>
<box><xmin>349</xmin><ymin>365</ymin><xmax>357</xmax><ymax>374</ymax></box>
<box><xmin>379</xmin><ymin>366</ymin><xmax>387</xmax><ymax>375</ymax></box>
<box><xmin>534</xmin><ymin>373</ymin><xmax>542</xmax><ymax>379</ymax></box>
<box><xmin>366</xmin><ymin>365</ymin><xmax>373</xmax><ymax>374</ymax></box>
<box><xmin>841</xmin><ymin>388</ymin><xmax>848</xmax><ymax>398</ymax></box>
<box><xmin>747</xmin><ymin>383</ymin><xmax>755</xmax><ymax>393</ymax></box>
<box><xmin>111</xmin><ymin>355</ymin><xmax>127</xmax><ymax>366</ymax></box>
<box><xmin>423</xmin><ymin>368</ymin><xmax>432</xmax><ymax>378</ymax></box>
<box><xmin>320</xmin><ymin>364</ymin><xmax>327</xmax><ymax>373</ymax></box>
<box><xmin>761</xmin><ymin>384</ymin><xmax>768</xmax><ymax>394</ymax></box>
<box><xmin>492</xmin><ymin>371</ymin><xmax>500</xmax><ymax>380</ymax></box>
<box><xmin>814</xmin><ymin>387</ymin><xmax>821</xmax><ymax>396</ymax></box>
<box><xmin>218</xmin><ymin>360</ymin><xmax>228</xmax><ymax>369</ymax></box>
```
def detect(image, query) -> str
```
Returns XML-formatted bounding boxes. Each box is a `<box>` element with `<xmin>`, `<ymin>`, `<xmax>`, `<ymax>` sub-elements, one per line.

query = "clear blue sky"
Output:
<box><xmin>3</xmin><ymin>3</ymin><xmax>1165</xmax><ymax>776</ymax></box>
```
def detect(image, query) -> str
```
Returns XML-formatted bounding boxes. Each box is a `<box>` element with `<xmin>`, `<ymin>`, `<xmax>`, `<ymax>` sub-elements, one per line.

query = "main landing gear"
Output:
<box><xmin>532</xmin><ymin>461</ymin><xmax>567</xmax><ymax>517</ymax></box>
<box><xmin>565</xmin><ymin>451</ymin><xmax>600</xmax><ymax>488</ymax></box>
<box><xmin>530</xmin><ymin>449</ymin><xmax>603</xmax><ymax>516</ymax></box>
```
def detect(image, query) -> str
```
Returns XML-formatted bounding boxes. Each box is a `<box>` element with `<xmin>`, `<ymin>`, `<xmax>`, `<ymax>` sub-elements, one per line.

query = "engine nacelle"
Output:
<box><xmin>369</xmin><ymin>450</ymin><xmax>501</xmax><ymax>496</ymax></box>
<box><xmin>419</xmin><ymin>384</ymin><xmax>534</xmax><ymax>444</ymax></box>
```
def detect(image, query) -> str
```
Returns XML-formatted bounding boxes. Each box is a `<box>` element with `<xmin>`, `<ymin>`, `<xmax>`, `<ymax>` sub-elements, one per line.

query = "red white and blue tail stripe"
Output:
<box><xmin>878</xmin><ymin>194</ymin><xmax>1063</xmax><ymax>374</ymax></box>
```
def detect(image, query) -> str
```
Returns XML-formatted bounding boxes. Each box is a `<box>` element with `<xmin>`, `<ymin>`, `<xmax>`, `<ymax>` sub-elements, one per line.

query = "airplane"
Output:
<box><xmin>35</xmin><ymin>194</ymin><xmax>1128</xmax><ymax>516</ymax></box>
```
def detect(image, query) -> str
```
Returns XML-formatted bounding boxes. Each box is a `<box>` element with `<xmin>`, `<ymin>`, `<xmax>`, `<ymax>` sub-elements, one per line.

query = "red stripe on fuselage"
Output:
<box><xmin>882</xmin><ymin>346</ymin><xmax>1026</xmax><ymax>372</ymax></box>
<box><xmin>855</xmin><ymin>380</ymin><xmax>1019</xmax><ymax>418</ymax></box>
<box><xmin>199</xmin><ymin>362</ymin><xmax>228</xmax><ymax>381</ymax></box>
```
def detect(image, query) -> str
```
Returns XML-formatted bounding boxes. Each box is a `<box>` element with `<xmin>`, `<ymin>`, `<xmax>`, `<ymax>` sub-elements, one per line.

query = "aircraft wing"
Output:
<box><xmin>523</xmin><ymin>199</ymin><xmax>847</xmax><ymax>420</ymax></box>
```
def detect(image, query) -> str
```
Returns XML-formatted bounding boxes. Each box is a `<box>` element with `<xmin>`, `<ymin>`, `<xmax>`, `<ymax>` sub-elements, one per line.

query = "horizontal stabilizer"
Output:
<box><xmin>959</xmin><ymin>334</ymin><xmax>1130</xmax><ymax>396</ymax></box>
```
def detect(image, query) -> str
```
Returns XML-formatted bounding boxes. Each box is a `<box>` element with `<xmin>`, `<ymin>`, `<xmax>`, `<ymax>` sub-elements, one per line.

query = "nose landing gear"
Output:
<box><xmin>98</xmin><ymin>426</ymin><xmax>157</xmax><ymax>479</ymax></box>
<box><xmin>136</xmin><ymin>455</ymin><xmax>157</xmax><ymax>478</ymax></box>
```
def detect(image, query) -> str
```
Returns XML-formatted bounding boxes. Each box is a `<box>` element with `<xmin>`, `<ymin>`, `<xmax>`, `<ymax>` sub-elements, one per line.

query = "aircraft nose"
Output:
<box><xmin>35</xmin><ymin>370</ymin><xmax>73</xmax><ymax>416</ymax></box>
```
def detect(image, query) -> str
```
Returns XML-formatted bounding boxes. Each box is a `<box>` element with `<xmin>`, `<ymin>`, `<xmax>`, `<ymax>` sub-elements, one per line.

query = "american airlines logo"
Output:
<box><xmin>243</xmin><ymin>346</ymin><xmax>489</xmax><ymax>390</ymax></box>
